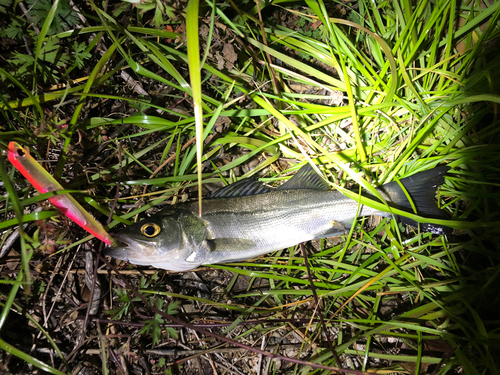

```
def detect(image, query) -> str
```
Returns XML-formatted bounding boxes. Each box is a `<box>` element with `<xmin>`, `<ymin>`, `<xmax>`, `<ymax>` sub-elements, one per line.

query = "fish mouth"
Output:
<box><xmin>104</xmin><ymin>234</ymin><xmax>152</xmax><ymax>261</ymax></box>
<box><xmin>104</xmin><ymin>235</ymin><xmax>200</xmax><ymax>272</ymax></box>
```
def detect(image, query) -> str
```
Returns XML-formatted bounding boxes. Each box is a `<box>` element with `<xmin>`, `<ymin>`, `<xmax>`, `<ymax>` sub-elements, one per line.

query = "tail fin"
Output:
<box><xmin>376</xmin><ymin>166</ymin><xmax>451</xmax><ymax>235</ymax></box>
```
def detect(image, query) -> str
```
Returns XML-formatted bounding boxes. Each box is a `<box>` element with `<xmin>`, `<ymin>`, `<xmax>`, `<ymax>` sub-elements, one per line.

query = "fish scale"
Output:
<box><xmin>198</xmin><ymin>190</ymin><xmax>371</xmax><ymax>252</ymax></box>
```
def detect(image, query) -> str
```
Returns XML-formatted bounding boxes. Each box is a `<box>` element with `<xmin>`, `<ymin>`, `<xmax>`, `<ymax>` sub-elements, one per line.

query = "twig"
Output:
<box><xmin>142</xmin><ymin>135</ymin><xmax>197</xmax><ymax>195</ymax></box>
<box><xmin>150</xmin><ymin>136</ymin><xmax>197</xmax><ymax>179</ymax></box>
<box><xmin>97</xmin><ymin>317</ymin><xmax>325</xmax><ymax>329</ymax></box>
<box><xmin>257</xmin><ymin>335</ymin><xmax>265</xmax><ymax>375</ymax></box>
<box><xmin>300</xmin><ymin>243</ymin><xmax>343</xmax><ymax>371</ymax></box>
<box><xmin>100</xmin><ymin>255</ymin><xmax>370</xmax><ymax>375</ymax></box>
<box><xmin>42</xmin><ymin>248</ymin><xmax>79</xmax><ymax>328</ymax></box>
<box><xmin>83</xmin><ymin>140</ymin><xmax>124</xmax><ymax>337</ymax></box>
<box><xmin>107</xmin><ymin>140</ymin><xmax>122</xmax><ymax>225</ymax></box>
<box><xmin>255</xmin><ymin>0</ymin><xmax>280</xmax><ymax>97</ymax></box>
<box><xmin>0</xmin><ymin>226</ymin><xmax>27</xmax><ymax>259</ymax></box>
<box><xmin>38</xmin><ymin>343</ymin><xmax>312</xmax><ymax>357</ymax></box>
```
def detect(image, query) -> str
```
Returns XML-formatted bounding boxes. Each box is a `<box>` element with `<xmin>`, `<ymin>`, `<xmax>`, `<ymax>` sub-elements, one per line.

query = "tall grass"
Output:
<box><xmin>1</xmin><ymin>0</ymin><xmax>499</xmax><ymax>373</ymax></box>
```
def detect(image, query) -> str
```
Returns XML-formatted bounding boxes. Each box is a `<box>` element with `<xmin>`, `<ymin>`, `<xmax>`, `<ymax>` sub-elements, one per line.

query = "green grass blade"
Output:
<box><xmin>186</xmin><ymin>0</ymin><xmax>204</xmax><ymax>216</ymax></box>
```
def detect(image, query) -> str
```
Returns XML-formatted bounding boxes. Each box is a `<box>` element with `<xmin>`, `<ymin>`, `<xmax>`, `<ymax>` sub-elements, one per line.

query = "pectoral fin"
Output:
<box><xmin>184</xmin><ymin>238</ymin><xmax>256</xmax><ymax>264</ymax></box>
<box><xmin>206</xmin><ymin>238</ymin><xmax>256</xmax><ymax>252</ymax></box>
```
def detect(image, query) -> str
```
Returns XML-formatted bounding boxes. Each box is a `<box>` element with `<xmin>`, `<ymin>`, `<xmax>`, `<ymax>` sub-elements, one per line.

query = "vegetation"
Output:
<box><xmin>1</xmin><ymin>0</ymin><xmax>499</xmax><ymax>373</ymax></box>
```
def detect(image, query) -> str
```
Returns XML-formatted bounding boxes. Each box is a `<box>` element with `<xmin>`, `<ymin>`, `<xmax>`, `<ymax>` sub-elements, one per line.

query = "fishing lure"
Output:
<box><xmin>7</xmin><ymin>142</ymin><xmax>117</xmax><ymax>246</ymax></box>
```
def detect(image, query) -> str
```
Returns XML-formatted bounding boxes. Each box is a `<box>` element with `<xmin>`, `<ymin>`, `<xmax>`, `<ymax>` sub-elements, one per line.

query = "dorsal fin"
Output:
<box><xmin>278</xmin><ymin>164</ymin><xmax>330</xmax><ymax>191</ymax></box>
<box><xmin>210</xmin><ymin>178</ymin><xmax>273</xmax><ymax>198</ymax></box>
<box><xmin>210</xmin><ymin>164</ymin><xmax>328</xmax><ymax>198</ymax></box>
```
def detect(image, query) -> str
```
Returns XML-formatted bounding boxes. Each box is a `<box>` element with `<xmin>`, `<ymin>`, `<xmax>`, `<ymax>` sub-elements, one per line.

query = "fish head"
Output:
<box><xmin>105</xmin><ymin>210</ymin><xmax>200</xmax><ymax>271</ymax></box>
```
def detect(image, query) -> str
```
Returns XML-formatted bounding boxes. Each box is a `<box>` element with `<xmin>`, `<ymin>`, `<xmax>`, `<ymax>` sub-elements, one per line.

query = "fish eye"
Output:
<box><xmin>140</xmin><ymin>223</ymin><xmax>161</xmax><ymax>237</ymax></box>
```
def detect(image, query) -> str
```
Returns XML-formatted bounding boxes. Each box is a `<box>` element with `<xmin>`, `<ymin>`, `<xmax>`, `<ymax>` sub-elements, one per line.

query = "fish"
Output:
<box><xmin>105</xmin><ymin>164</ymin><xmax>451</xmax><ymax>271</ymax></box>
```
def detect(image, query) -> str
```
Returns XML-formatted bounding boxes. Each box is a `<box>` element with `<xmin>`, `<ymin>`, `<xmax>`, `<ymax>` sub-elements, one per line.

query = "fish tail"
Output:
<box><xmin>376</xmin><ymin>166</ymin><xmax>451</xmax><ymax>234</ymax></box>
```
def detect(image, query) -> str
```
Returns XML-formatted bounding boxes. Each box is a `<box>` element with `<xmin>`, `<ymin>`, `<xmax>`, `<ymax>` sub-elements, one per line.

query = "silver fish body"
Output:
<box><xmin>106</xmin><ymin>165</ymin><xmax>450</xmax><ymax>271</ymax></box>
